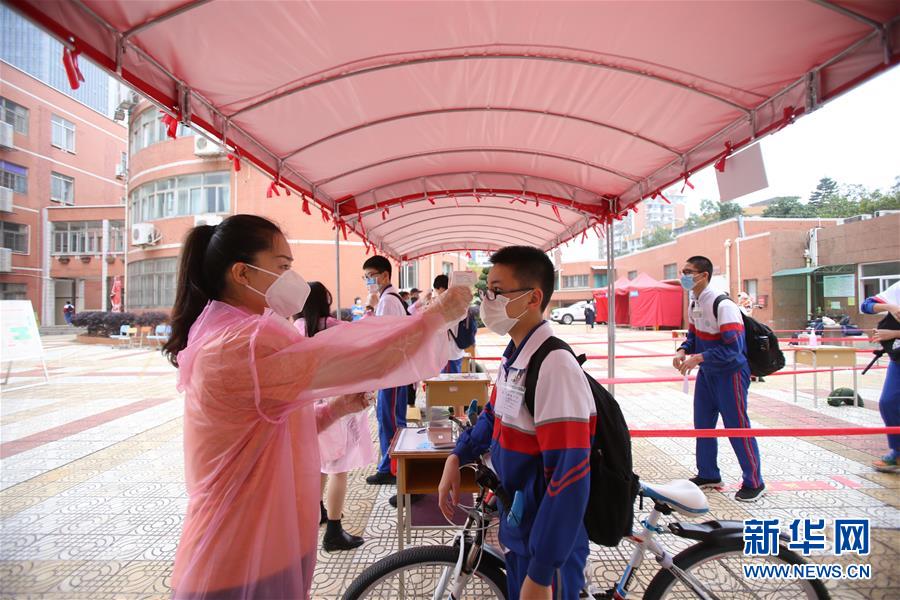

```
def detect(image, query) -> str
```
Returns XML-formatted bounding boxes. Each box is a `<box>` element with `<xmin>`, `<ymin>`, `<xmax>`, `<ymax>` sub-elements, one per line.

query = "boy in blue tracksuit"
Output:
<box><xmin>860</xmin><ymin>280</ymin><xmax>900</xmax><ymax>473</ymax></box>
<box><xmin>439</xmin><ymin>246</ymin><xmax>595</xmax><ymax>600</ymax></box>
<box><xmin>362</xmin><ymin>255</ymin><xmax>412</xmax><ymax>486</ymax></box>
<box><xmin>673</xmin><ymin>255</ymin><xmax>765</xmax><ymax>502</ymax></box>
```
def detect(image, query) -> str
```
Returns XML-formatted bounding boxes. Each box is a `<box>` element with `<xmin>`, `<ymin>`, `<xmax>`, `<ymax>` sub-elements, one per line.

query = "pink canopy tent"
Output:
<box><xmin>11</xmin><ymin>0</ymin><xmax>897</xmax><ymax>388</ymax></box>
<box><xmin>623</xmin><ymin>273</ymin><xmax>683</xmax><ymax>329</ymax></box>
<box><xmin>593</xmin><ymin>276</ymin><xmax>630</xmax><ymax>325</ymax></box>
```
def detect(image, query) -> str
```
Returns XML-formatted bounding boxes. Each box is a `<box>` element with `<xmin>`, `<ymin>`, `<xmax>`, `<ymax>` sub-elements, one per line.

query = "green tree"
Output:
<box><xmin>474</xmin><ymin>267</ymin><xmax>490</xmax><ymax>299</ymax></box>
<box><xmin>761</xmin><ymin>196</ymin><xmax>807</xmax><ymax>217</ymax></box>
<box><xmin>641</xmin><ymin>227</ymin><xmax>674</xmax><ymax>249</ymax></box>
<box><xmin>808</xmin><ymin>177</ymin><xmax>839</xmax><ymax>210</ymax></box>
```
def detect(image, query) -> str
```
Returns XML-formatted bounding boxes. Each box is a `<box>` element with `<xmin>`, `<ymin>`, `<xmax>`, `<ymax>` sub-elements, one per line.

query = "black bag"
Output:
<box><xmin>523</xmin><ymin>337</ymin><xmax>639</xmax><ymax>547</ymax></box>
<box><xmin>713</xmin><ymin>295</ymin><xmax>785</xmax><ymax>377</ymax></box>
<box><xmin>450</xmin><ymin>314</ymin><xmax>477</xmax><ymax>350</ymax></box>
<box><xmin>386</xmin><ymin>292</ymin><xmax>410</xmax><ymax>315</ymax></box>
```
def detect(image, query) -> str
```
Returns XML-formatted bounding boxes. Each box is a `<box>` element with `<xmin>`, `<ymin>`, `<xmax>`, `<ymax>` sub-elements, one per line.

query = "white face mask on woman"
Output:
<box><xmin>479</xmin><ymin>290</ymin><xmax>531</xmax><ymax>336</ymax></box>
<box><xmin>244</xmin><ymin>264</ymin><xmax>311</xmax><ymax>319</ymax></box>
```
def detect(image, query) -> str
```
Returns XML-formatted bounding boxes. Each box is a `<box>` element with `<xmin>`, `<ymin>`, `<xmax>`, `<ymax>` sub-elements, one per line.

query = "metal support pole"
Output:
<box><xmin>607</xmin><ymin>221</ymin><xmax>616</xmax><ymax>395</ymax></box>
<box><xmin>335</xmin><ymin>227</ymin><xmax>342</xmax><ymax>320</ymax></box>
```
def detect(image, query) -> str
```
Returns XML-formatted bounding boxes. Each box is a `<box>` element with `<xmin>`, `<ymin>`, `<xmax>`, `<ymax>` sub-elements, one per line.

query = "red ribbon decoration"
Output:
<box><xmin>651</xmin><ymin>190</ymin><xmax>670</xmax><ymax>204</ymax></box>
<box><xmin>339</xmin><ymin>220</ymin><xmax>348</xmax><ymax>241</ymax></box>
<box><xmin>714</xmin><ymin>142</ymin><xmax>733</xmax><ymax>173</ymax></box>
<box><xmin>62</xmin><ymin>47</ymin><xmax>85</xmax><ymax>90</ymax></box>
<box><xmin>266</xmin><ymin>181</ymin><xmax>280</xmax><ymax>198</ymax></box>
<box><xmin>427</xmin><ymin>195</ymin><xmax>436</xmax><ymax>205</ymax></box>
<box><xmin>551</xmin><ymin>205</ymin><xmax>563</xmax><ymax>223</ymax></box>
<box><xmin>680</xmin><ymin>173</ymin><xmax>694</xmax><ymax>193</ymax></box>
<box><xmin>320</xmin><ymin>208</ymin><xmax>329</xmax><ymax>223</ymax></box>
<box><xmin>160</xmin><ymin>112</ymin><xmax>179</xmax><ymax>139</ymax></box>
<box><xmin>226</xmin><ymin>150</ymin><xmax>241</xmax><ymax>172</ymax></box>
<box><xmin>301</xmin><ymin>195</ymin><xmax>311</xmax><ymax>215</ymax></box>
<box><xmin>465</xmin><ymin>251</ymin><xmax>472</xmax><ymax>259</ymax></box>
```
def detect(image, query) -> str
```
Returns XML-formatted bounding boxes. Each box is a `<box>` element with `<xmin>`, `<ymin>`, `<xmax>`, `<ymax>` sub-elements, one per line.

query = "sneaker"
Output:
<box><xmin>322</xmin><ymin>528</ymin><xmax>365</xmax><ymax>552</ymax></box>
<box><xmin>873</xmin><ymin>453</ymin><xmax>899</xmax><ymax>473</ymax></box>
<box><xmin>365</xmin><ymin>472</ymin><xmax>397</xmax><ymax>485</ymax></box>
<box><xmin>319</xmin><ymin>501</ymin><xmax>327</xmax><ymax>526</ymax></box>
<box><xmin>735</xmin><ymin>484</ymin><xmax>766</xmax><ymax>502</ymax></box>
<box><xmin>689</xmin><ymin>476</ymin><xmax>723</xmax><ymax>489</ymax></box>
<box><xmin>388</xmin><ymin>494</ymin><xmax>425</xmax><ymax>508</ymax></box>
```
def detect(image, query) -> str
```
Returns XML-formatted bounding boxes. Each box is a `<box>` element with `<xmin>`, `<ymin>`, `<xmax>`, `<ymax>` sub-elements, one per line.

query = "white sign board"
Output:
<box><xmin>823</xmin><ymin>274</ymin><xmax>855</xmax><ymax>298</ymax></box>
<box><xmin>1</xmin><ymin>300</ymin><xmax>44</xmax><ymax>362</ymax></box>
<box><xmin>715</xmin><ymin>142</ymin><xmax>769</xmax><ymax>202</ymax></box>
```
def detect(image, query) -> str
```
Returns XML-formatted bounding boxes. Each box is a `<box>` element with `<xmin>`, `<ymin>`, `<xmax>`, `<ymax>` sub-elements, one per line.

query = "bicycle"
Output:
<box><xmin>342</xmin><ymin>458</ymin><xmax>829</xmax><ymax>600</ymax></box>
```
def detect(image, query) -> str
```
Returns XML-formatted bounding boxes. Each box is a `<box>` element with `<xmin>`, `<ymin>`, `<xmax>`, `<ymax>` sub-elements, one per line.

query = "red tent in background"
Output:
<box><xmin>593</xmin><ymin>275</ymin><xmax>630</xmax><ymax>324</ymax></box>
<box><xmin>623</xmin><ymin>273</ymin><xmax>683</xmax><ymax>328</ymax></box>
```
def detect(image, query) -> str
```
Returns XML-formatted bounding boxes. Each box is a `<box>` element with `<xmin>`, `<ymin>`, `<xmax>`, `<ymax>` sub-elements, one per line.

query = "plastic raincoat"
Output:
<box><xmin>172</xmin><ymin>300</ymin><xmax>449</xmax><ymax>599</ymax></box>
<box><xmin>294</xmin><ymin>317</ymin><xmax>377</xmax><ymax>474</ymax></box>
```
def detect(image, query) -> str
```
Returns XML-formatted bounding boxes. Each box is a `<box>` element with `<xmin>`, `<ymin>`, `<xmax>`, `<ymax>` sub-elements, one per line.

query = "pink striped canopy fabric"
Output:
<box><xmin>10</xmin><ymin>0</ymin><xmax>898</xmax><ymax>259</ymax></box>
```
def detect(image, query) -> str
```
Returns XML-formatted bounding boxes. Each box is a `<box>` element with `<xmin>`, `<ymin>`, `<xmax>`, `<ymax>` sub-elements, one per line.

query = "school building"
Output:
<box><xmin>554</xmin><ymin>212</ymin><xmax>899</xmax><ymax>331</ymax></box>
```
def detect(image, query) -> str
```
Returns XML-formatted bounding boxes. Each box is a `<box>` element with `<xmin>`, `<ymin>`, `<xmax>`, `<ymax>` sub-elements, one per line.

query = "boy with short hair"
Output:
<box><xmin>362</xmin><ymin>255</ymin><xmax>410</xmax><ymax>485</ymax></box>
<box><xmin>438</xmin><ymin>246</ymin><xmax>595</xmax><ymax>600</ymax></box>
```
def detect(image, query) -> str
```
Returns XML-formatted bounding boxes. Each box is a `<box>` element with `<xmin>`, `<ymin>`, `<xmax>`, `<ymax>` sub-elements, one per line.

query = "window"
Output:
<box><xmin>0</xmin><ymin>283</ymin><xmax>28</xmax><ymax>300</ymax></box>
<box><xmin>1</xmin><ymin>221</ymin><xmax>29</xmax><ymax>254</ymax></box>
<box><xmin>562</xmin><ymin>274</ymin><xmax>589</xmax><ymax>288</ymax></box>
<box><xmin>129</xmin><ymin>171</ymin><xmax>230</xmax><ymax>223</ymax></box>
<box><xmin>628</xmin><ymin>270</ymin><xmax>638</xmax><ymax>280</ymax></box>
<box><xmin>128</xmin><ymin>257</ymin><xmax>178</xmax><ymax>308</ymax></box>
<box><xmin>399</xmin><ymin>261</ymin><xmax>418</xmax><ymax>290</ymax></box>
<box><xmin>129</xmin><ymin>107</ymin><xmax>195</xmax><ymax>153</ymax></box>
<box><xmin>0</xmin><ymin>160</ymin><xmax>27</xmax><ymax>194</ymax></box>
<box><xmin>50</xmin><ymin>172</ymin><xmax>75</xmax><ymax>205</ymax></box>
<box><xmin>0</xmin><ymin>97</ymin><xmax>28</xmax><ymax>134</ymax></box>
<box><xmin>663</xmin><ymin>263</ymin><xmax>678</xmax><ymax>280</ymax></box>
<box><xmin>860</xmin><ymin>261</ymin><xmax>900</xmax><ymax>301</ymax></box>
<box><xmin>52</xmin><ymin>221</ymin><xmax>104</xmax><ymax>255</ymax></box>
<box><xmin>51</xmin><ymin>114</ymin><xmax>76</xmax><ymax>152</ymax></box>
<box><xmin>109</xmin><ymin>221</ymin><xmax>126</xmax><ymax>253</ymax></box>
<box><xmin>442</xmin><ymin>261</ymin><xmax>453</xmax><ymax>276</ymax></box>
<box><xmin>742</xmin><ymin>279</ymin><xmax>759</xmax><ymax>300</ymax></box>
<box><xmin>593</xmin><ymin>273</ymin><xmax>608</xmax><ymax>288</ymax></box>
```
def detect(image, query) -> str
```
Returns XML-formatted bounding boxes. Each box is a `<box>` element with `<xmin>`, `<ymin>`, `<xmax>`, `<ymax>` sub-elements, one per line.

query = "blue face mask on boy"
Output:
<box><xmin>680</xmin><ymin>273</ymin><xmax>697</xmax><ymax>290</ymax></box>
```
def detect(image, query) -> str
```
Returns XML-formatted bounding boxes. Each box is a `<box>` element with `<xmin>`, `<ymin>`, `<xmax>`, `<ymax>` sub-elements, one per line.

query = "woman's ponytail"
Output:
<box><xmin>162</xmin><ymin>225</ymin><xmax>216</xmax><ymax>366</ymax></box>
<box><xmin>162</xmin><ymin>215</ymin><xmax>282</xmax><ymax>367</ymax></box>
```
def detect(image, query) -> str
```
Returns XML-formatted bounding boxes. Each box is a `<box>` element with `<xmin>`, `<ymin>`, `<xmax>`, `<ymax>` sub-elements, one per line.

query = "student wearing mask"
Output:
<box><xmin>861</xmin><ymin>280</ymin><xmax>900</xmax><ymax>473</ymax></box>
<box><xmin>438</xmin><ymin>246</ymin><xmax>595</xmax><ymax>600</ymax></box>
<box><xmin>362</xmin><ymin>255</ymin><xmax>414</xmax><ymax>485</ymax></box>
<box><xmin>350</xmin><ymin>296</ymin><xmax>365</xmax><ymax>321</ymax></box>
<box><xmin>673</xmin><ymin>256</ymin><xmax>764</xmax><ymax>502</ymax></box>
<box><xmin>294</xmin><ymin>282</ymin><xmax>376</xmax><ymax>552</ymax></box>
<box><xmin>162</xmin><ymin>216</ymin><xmax>469</xmax><ymax>599</ymax></box>
<box><xmin>432</xmin><ymin>274</ymin><xmax>475</xmax><ymax>373</ymax></box>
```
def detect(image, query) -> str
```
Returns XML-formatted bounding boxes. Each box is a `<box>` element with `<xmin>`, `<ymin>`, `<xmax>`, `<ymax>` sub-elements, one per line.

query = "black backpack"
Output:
<box><xmin>523</xmin><ymin>337</ymin><xmax>639</xmax><ymax>547</ymax></box>
<box><xmin>712</xmin><ymin>295</ymin><xmax>785</xmax><ymax>377</ymax></box>
<box><xmin>386</xmin><ymin>292</ymin><xmax>410</xmax><ymax>315</ymax></box>
<box><xmin>450</xmin><ymin>314</ymin><xmax>477</xmax><ymax>350</ymax></box>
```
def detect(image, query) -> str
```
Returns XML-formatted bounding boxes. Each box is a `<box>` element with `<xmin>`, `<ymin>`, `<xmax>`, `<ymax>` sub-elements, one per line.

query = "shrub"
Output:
<box><xmin>71</xmin><ymin>311</ymin><xmax>106</xmax><ymax>336</ymax></box>
<box><xmin>135</xmin><ymin>311</ymin><xmax>168</xmax><ymax>327</ymax></box>
<box><xmin>103</xmin><ymin>312</ymin><xmax>137</xmax><ymax>337</ymax></box>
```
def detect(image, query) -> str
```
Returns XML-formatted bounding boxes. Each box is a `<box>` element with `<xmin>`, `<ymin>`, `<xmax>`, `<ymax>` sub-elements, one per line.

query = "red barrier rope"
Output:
<box><xmin>631</xmin><ymin>426</ymin><xmax>900</xmax><ymax>438</ymax></box>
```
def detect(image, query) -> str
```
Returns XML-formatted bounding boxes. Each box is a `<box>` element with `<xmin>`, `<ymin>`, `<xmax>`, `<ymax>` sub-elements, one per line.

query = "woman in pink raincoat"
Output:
<box><xmin>162</xmin><ymin>215</ymin><xmax>469</xmax><ymax>599</ymax></box>
<box><xmin>293</xmin><ymin>281</ymin><xmax>376</xmax><ymax>552</ymax></box>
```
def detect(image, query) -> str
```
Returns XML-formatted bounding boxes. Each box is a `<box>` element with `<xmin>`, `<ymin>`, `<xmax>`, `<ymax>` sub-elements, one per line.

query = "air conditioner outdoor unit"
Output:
<box><xmin>0</xmin><ymin>187</ymin><xmax>12</xmax><ymax>213</ymax></box>
<box><xmin>874</xmin><ymin>210</ymin><xmax>899</xmax><ymax>218</ymax></box>
<box><xmin>843</xmin><ymin>214</ymin><xmax>871</xmax><ymax>224</ymax></box>
<box><xmin>131</xmin><ymin>222</ymin><xmax>159</xmax><ymax>246</ymax></box>
<box><xmin>194</xmin><ymin>136</ymin><xmax>224</xmax><ymax>157</ymax></box>
<box><xmin>115</xmin><ymin>163</ymin><xmax>127</xmax><ymax>179</ymax></box>
<box><xmin>0</xmin><ymin>122</ymin><xmax>14</xmax><ymax>150</ymax></box>
<box><xmin>0</xmin><ymin>248</ymin><xmax>11</xmax><ymax>273</ymax></box>
<box><xmin>194</xmin><ymin>213</ymin><xmax>224</xmax><ymax>227</ymax></box>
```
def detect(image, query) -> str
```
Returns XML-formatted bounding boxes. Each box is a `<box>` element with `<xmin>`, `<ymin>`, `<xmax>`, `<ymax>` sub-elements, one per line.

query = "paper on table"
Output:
<box><xmin>450</xmin><ymin>270</ymin><xmax>477</xmax><ymax>288</ymax></box>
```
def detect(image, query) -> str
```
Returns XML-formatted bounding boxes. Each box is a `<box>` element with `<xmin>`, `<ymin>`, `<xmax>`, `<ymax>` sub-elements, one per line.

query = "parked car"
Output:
<box><xmin>550</xmin><ymin>300</ymin><xmax>592</xmax><ymax>325</ymax></box>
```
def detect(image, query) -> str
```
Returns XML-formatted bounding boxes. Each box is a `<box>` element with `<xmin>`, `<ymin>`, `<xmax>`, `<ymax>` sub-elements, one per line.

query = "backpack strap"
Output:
<box><xmin>386</xmin><ymin>292</ymin><xmax>410</xmax><ymax>315</ymax></box>
<box><xmin>712</xmin><ymin>294</ymin><xmax>728</xmax><ymax>320</ymax></box>
<box><xmin>523</xmin><ymin>337</ymin><xmax>587</xmax><ymax>417</ymax></box>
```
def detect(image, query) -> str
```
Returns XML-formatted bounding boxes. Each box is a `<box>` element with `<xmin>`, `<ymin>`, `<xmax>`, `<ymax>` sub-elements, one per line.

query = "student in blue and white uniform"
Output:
<box><xmin>362</xmin><ymin>255</ymin><xmax>412</xmax><ymax>486</ymax></box>
<box><xmin>673</xmin><ymin>255</ymin><xmax>765</xmax><ymax>502</ymax></box>
<box><xmin>439</xmin><ymin>246</ymin><xmax>595</xmax><ymax>600</ymax></box>
<box><xmin>861</xmin><ymin>280</ymin><xmax>900</xmax><ymax>473</ymax></box>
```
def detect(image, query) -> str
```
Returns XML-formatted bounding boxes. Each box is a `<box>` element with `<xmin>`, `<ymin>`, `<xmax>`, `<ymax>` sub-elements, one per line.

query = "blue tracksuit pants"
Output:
<box><xmin>376</xmin><ymin>385</ymin><xmax>409</xmax><ymax>474</ymax></box>
<box><xmin>504</xmin><ymin>538</ymin><xmax>588</xmax><ymax>600</ymax></box>
<box><xmin>442</xmin><ymin>358</ymin><xmax>463</xmax><ymax>374</ymax></box>
<box><xmin>694</xmin><ymin>366</ymin><xmax>764</xmax><ymax>488</ymax></box>
<box><xmin>881</xmin><ymin>360</ymin><xmax>900</xmax><ymax>457</ymax></box>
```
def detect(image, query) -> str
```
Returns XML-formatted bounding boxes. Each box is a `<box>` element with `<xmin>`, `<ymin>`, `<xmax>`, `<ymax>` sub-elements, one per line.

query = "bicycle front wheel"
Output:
<box><xmin>342</xmin><ymin>544</ymin><xmax>508</xmax><ymax>600</ymax></box>
<box><xmin>643</xmin><ymin>540</ymin><xmax>830</xmax><ymax>600</ymax></box>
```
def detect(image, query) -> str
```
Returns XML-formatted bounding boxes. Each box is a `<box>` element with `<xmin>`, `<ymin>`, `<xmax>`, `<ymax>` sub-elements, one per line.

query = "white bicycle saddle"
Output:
<box><xmin>640</xmin><ymin>479</ymin><xmax>709</xmax><ymax>515</ymax></box>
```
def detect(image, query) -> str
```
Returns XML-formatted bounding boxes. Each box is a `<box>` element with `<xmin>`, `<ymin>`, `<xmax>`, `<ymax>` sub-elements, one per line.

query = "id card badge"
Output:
<box><xmin>496</xmin><ymin>382</ymin><xmax>526</xmax><ymax>418</ymax></box>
